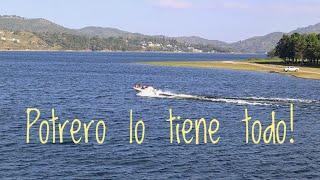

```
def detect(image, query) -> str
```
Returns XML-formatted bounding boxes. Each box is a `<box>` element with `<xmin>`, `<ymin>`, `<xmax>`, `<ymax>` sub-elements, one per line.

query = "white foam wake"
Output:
<box><xmin>136</xmin><ymin>88</ymin><xmax>318</xmax><ymax>106</ymax></box>
<box><xmin>242</xmin><ymin>97</ymin><xmax>316</xmax><ymax>104</ymax></box>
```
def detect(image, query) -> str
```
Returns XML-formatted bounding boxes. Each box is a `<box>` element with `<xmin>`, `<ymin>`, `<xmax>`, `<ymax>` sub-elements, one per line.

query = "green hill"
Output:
<box><xmin>230</xmin><ymin>32</ymin><xmax>284</xmax><ymax>53</ymax></box>
<box><xmin>0</xmin><ymin>15</ymin><xmax>74</xmax><ymax>34</ymax></box>
<box><xmin>292</xmin><ymin>23</ymin><xmax>320</xmax><ymax>34</ymax></box>
<box><xmin>1</xmin><ymin>15</ymin><xmax>320</xmax><ymax>53</ymax></box>
<box><xmin>0</xmin><ymin>30</ymin><xmax>51</xmax><ymax>50</ymax></box>
<box><xmin>77</xmin><ymin>26</ymin><xmax>145</xmax><ymax>38</ymax></box>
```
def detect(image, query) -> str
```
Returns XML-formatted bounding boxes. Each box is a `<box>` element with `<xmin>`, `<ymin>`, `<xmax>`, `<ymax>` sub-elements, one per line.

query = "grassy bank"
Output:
<box><xmin>143</xmin><ymin>59</ymin><xmax>320</xmax><ymax>80</ymax></box>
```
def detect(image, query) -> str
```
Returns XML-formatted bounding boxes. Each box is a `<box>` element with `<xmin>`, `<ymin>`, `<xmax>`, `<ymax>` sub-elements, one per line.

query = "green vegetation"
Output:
<box><xmin>272</xmin><ymin>33</ymin><xmax>320</xmax><ymax>65</ymax></box>
<box><xmin>3</xmin><ymin>15</ymin><xmax>320</xmax><ymax>53</ymax></box>
<box><xmin>245</xmin><ymin>58</ymin><xmax>283</xmax><ymax>63</ymax></box>
<box><xmin>0</xmin><ymin>15</ymin><xmax>72</xmax><ymax>34</ymax></box>
<box><xmin>0</xmin><ymin>30</ymin><xmax>51</xmax><ymax>50</ymax></box>
<box><xmin>34</xmin><ymin>32</ymin><xmax>225</xmax><ymax>52</ymax></box>
<box><xmin>0</xmin><ymin>30</ymin><xmax>228</xmax><ymax>52</ymax></box>
<box><xmin>230</xmin><ymin>32</ymin><xmax>285</xmax><ymax>53</ymax></box>
<box><xmin>0</xmin><ymin>29</ymin><xmax>227</xmax><ymax>52</ymax></box>
<box><xmin>0</xmin><ymin>15</ymin><xmax>228</xmax><ymax>52</ymax></box>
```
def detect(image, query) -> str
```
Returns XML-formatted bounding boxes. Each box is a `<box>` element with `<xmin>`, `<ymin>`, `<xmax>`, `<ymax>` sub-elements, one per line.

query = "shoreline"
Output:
<box><xmin>142</xmin><ymin>60</ymin><xmax>320</xmax><ymax>80</ymax></box>
<box><xmin>0</xmin><ymin>49</ymin><xmax>263</xmax><ymax>55</ymax></box>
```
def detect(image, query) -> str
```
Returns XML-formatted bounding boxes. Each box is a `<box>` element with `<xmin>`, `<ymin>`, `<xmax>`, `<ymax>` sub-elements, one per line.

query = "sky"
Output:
<box><xmin>1</xmin><ymin>0</ymin><xmax>320</xmax><ymax>42</ymax></box>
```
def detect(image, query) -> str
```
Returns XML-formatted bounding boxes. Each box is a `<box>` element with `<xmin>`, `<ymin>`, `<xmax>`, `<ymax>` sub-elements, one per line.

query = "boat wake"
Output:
<box><xmin>136</xmin><ymin>88</ymin><xmax>318</xmax><ymax>106</ymax></box>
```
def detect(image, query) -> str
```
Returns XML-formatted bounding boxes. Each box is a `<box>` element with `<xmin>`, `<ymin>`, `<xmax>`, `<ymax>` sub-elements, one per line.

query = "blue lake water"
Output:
<box><xmin>0</xmin><ymin>52</ymin><xmax>319</xmax><ymax>179</ymax></box>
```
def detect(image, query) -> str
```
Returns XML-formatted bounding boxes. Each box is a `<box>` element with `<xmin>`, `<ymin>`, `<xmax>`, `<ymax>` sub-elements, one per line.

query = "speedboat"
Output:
<box><xmin>133</xmin><ymin>84</ymin><xmax>154</xmax><ymax>92</ymax></box>
<box><xmin>132</xmin><ymin>84</ymin><xmax>161</xmax><ymax>96</ymax></box>
<box><xmin>133</xmin><ymin>84</ymin><xmax>172</xmax><ymax>97</ymax></box>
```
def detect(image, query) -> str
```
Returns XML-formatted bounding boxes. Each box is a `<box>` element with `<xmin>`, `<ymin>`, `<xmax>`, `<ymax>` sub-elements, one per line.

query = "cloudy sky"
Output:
<box><xmin>1</xmin><ymin>0</ymin><xmax>320</xmax><ymax>42</ymax></box>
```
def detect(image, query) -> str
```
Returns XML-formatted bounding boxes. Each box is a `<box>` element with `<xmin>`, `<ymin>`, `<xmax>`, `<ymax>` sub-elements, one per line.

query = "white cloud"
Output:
<box><xmin>151</xmin><ymin>0</ymin><xmax>192</xmax><ymax>9</ymax></box>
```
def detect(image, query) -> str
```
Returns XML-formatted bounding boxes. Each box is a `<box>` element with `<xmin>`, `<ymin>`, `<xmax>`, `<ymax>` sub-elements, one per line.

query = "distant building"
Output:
<box><xmin>141</xmin><ymin>42</ymin><xmax>147</xmax><ymax>46</ymax></box>
<box><xmin>9</xmin><ymin>38</ymin><xmax>20</xmax><ymax>43</ymax></box>
<box><xmin>193</xmin><ymin>49</ymin><xmax>203</xmax><ymax>53</ymax></box>
<box><xmin>148</xmin><ymin>42</ymin><xmax>155</xmax><ymax>47</ymax></box>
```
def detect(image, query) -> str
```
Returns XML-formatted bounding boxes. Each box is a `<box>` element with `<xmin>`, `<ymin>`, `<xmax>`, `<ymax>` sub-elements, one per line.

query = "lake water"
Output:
<box><xmin>0</xmin><ymin>52</ymin><xmax>319</xmax><ymax>179</ymax></box>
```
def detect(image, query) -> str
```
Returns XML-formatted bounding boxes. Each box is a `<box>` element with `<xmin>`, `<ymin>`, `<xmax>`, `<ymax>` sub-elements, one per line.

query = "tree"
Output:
<box><xmin>275</xmin><ymin>35</ymin><xmax>291</xmax><ymax>63</ymax></box>
<box><xmin>274</xmin><ymin>33</ymin><xmax>320</xmax><ymax>65</ymax></box>
<box><xmin>304</xmin><ymin>33</ymin><xmax>319</xmax><ymax>64</ymax></box>
<box><xmin>290</xmin><ymin>33</ymin><xmax>306</xmax><ymax>63</ymax></box>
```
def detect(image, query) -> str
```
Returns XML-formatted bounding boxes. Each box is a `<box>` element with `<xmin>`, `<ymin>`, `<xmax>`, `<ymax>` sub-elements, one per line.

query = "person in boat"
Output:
<box><xmin>134</xmin><ymin>84</ymin><xmax>151</xmax><ymax>90</ymax></box>
<box><xmin>134</xmin><ymin>84</ymin><xmax>142</xmax><ymax>89</ymax></box>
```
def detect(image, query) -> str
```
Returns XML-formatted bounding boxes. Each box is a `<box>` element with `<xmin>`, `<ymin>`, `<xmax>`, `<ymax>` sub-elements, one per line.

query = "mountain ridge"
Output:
<box><xmin>1</xmin><ymin>15</ymin><xmax>320</xmax><ymax>53</ymax></box>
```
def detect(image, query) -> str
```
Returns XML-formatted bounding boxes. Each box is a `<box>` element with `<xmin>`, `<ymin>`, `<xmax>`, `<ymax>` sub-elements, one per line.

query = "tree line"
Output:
<box><xmin>35</xmin><ymin>32</ymin><xmax>225</xmax><ymax>52</ymax></box>
<box><xmin>272</xmin><ymin>33</ymin><xmax>320</xmax><ymax>64</ymax></box>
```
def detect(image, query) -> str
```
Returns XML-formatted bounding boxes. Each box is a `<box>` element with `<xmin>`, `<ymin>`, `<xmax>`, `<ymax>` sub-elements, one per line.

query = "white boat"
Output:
<box><xmin>133</xmin><ymin>84</ymin><xmax>171</xmax><ymax>97</ymax></box>
<box><xmin>133</xmin><ymin>84</ymin><xmax>154</xmax><ymax>92</ymax></box>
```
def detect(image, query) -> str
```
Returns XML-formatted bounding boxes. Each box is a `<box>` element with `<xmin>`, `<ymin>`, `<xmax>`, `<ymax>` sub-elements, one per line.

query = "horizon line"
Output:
<box><xmin>0</xmin><ymin>14</ymin><xmax>318</xmax><ymax>43</ymax></box>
